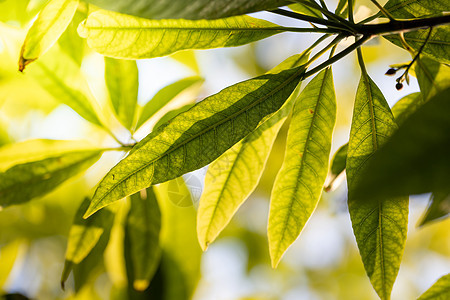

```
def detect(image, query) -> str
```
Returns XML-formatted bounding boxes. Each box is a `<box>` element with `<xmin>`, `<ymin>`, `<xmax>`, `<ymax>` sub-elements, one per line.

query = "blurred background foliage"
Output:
<box><xmin>0</xmin><ymin>0</ymin><xmax>448</xmax><ymax>299</ymax></box>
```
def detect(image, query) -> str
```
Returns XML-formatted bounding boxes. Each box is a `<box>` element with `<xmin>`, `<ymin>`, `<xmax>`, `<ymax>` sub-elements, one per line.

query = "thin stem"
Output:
<box><xmin>101</xmin><ymin>125</ymin><xmax>126</xmax><ymax>147</ymax></box>
<box><xmin>268</xmin><ymin>9</ymin><xmax>348</xmax><ymax>32</ymax></box>
<box><xmin>305</xmin><ymin>34</ymin><xmax>345</xmax><ymax>68</ymax></box>
<box><xmin>357</xmin><ymin>11</ymin><xmax>382</xmax><ymax>24</ymax></box>
<box><xmin>318</xmin><ymin>0</ymin><xmax>328</xmax><ymax>10</ymax></box>
<box><xmin>303</xmin><ymin>35</ymin><xmax>372</xmax><ymax>79</ymax></box>
<box><xmin>279</xmin><ymin>26</ymin><xmax>344</xmax><ymax>34</ymax></box>
<box><xmin>348</xmin><ymin>0</ymin><xmax>354</xmax><ymax>23</ymax></box>
<box><xmin>356</xmin><ymin>45</ymin><xmax>367</xmax><ymax>75</ymax></box>
<box><xmin>369</xmin><ymin>0</ymin><xmax>395</xmax><ymax>21</ymax></box>
<box><xmin>103</xmin><ymin>145</ymin><xmax>135</xmax><ymax>152</ymax></box>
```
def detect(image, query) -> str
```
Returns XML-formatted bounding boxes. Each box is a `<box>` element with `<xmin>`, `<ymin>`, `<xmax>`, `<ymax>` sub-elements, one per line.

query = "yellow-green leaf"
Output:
<box><xmin>124</xmin><ymin>188</ymin><xmax>161</xmax><ymax>291</ymax></box>
<box><xmin>78</xmin><ymin>9</ymin><xmax>298</xmax><ymax>59</ymax></box>
<box><xmin>415</xmin><ymin>56</ymin><xmax>450</xmax><ymax>101</ymax></box>
<box><xmin>347</xmin><ymin>72</ymin><xmax>408</xmax><ymax>300</ymax></box>
<box><xmin>391</xmin><ymin>92</ymin><xmax>423</xmax><ymax>126</ymax></box>
<box><xmin>197</xmin><ymin>52</ymin><xmax>310</xmax><ymax>251</ymax></box>
<box><xmin>84</xmin><ymin>61</ymin><xmax>305</xmax><ymax>218</ymax></box>
<box><xmin>19</xmin><ymin>0</ymin><xmax>79</xmax><ymax>71</ymax></box>
<box><xmin>0</xmin><ymin>149</ymin><xmax>102</xmax><ymax>208</ymax></box>
<box><xmin>135</xmin><ymin>76</ymin><xmax>203</xmax><ymax>131</ymax></box>
<box><xmin>268</xmin><ymin>67</ymin><xmax>336</xmax><ymax>267</ymax></box>
<box><xmin>105</xmin><ymin>57</ymin><xmax>139</xmax><ymax>130</ymax></box>
<box><xmin>417</xmin><ymin>273</ymin><xmax>450</xmax><ymax>300</ymax></box>
<box><xmin>61</xmin><ymin>197</ymin><xmax>114</xmax><ymax>289</ymax></box>
<box><xmin>418</xmin><ymin>192</ymin><xmax>450</xmax><ymax>227</ymax></box>
<box><xmin>83</xmin><ymin>0</ymin><xmax>291</xmax><ymax>20</ymax></box>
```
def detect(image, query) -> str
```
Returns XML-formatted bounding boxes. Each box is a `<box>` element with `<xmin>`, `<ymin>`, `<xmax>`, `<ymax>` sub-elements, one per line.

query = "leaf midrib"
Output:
<box><xmin>93</xmin><ymin>67</ymin><xmax>304</xmax><ymax>210</ymax></box>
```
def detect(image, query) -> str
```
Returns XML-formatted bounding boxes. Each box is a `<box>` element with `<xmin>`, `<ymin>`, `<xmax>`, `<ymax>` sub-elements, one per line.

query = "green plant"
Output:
<box><xmin>0</xmin><ymin>0</ymin><xmax>449</xmax><ymax>299</ymax></box>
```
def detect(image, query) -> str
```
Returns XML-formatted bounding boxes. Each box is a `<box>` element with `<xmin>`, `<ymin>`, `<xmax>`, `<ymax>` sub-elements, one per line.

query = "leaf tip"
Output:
<box><xmin>77</xmin><ymin>19</ymin><xmax>88</xmax><ymax>39</ymax></box>
<box><xmin>133</xmin><ymin>280</ymin><xmax>150</xmax><ymax>291</ymax></box>
<box><xmin>18</xmin><ymin>55</ymin><xmax>35</xmax><ymax>73</ymax></box>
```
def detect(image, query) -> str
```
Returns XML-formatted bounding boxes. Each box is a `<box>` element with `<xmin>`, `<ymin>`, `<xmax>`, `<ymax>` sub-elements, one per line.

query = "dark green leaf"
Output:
<box><xmin>125</xmin><ymin>188</ymin><xmax>161</xmax><ymax>291</ymax></box>
<box><xmin>415</xmin><ymin>56</ymin><xmax>450</xmax><ymax>101</ymax></box>
<box><xmin>384</xmin><ymin>27</ymin><xmax>450</xmax><ymax>65</ymax></box>
<box><xmin>83</xmin><ymin>0</ymin><xmax>291</xmax><ymax>20</ymax></box>
<box><xmin>385</xmin><ymin>0</ymin><xmax>450</xmax><ymax>18</ymax></box>
<box><xmin>418</xmin><ymin>192</ymin><xmax>450</xmax><ymax>227</ymax></box>
<box><xmin>353</xmin><ymin>87</ymin><xmax>450</xmax><ymax>199</ymax></box>
<box><xmin>105</xmin><ymin>57</ymin><xmax>139</xmax><ymax>130</ymax></box>
<box><xmin>135</xmin><ymin>76</ymin><xmax>203</xmax><ymax>131</ymax></box>
<box><xmin>0</xmin><ymin>149</ymin><xmax>102</xmax><ymax>208</ymax></box>
<box><xmin>84</xmin><ymin>61</ymin><xmax>306</xmax><ymax>217</ymax></box>
<box><xmin>417</xmin><ymin>273</ymin><xmax>450</xmax><ymax>300</ymax></box>
<box><xmin>347</xmin><ymin>72</ymin><xmax>408</xmax><ymax>300</ymax></box>
<box><xmin>325</xmin><ymin>142</ymin><xmax>348</xmax><ymax>191</ymax></box>
<box><xmin>268</xmin><ymin>67</ymin><xmax>336</xmax><ymax>267</ymax></box>
<box><xmin>61</xmin><ymin>197</ymin><xmax>114</xmax><ymax>289</ymax></box>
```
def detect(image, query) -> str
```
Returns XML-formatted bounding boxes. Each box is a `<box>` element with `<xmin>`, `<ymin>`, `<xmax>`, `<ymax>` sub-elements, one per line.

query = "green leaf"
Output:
<box><xmin>61</xmin><ymin>197</ymin><xmax>114</xmax><ymax>289</ymax></box>
<box><xmin>415</xmin><ymin>57</ymin><xmax>450</xmax><ymax>101</ymax></box>
<box><xmin>417</xmin><ymin>273</ymin><xmax>450</xmax><ymax>300</ymax></box>
<box><xmin>347</xmin><ymin>73</ymin><xmax>408</xmax><ymax>300</ymax></box>
<box><xmin>78</xmin><ymin>9</ymin><xmax>297</xmax><ymax>59</ymax></box>
<box><xmin>289</xmin><ymin>3</ymin><xmax>322</xmax><ymax>18</ymax></box>
<box><xmin>197</xmin><ymin>52</ymin><xmax>310</xmax><ymax>251</ymax></box>
<box><xmin>418</xmin><ymin>192</ymin><xmax>450</xmax><ymax>227</ymax></box>
<box><xmin>153</xmin><ymin>104</ymin><xmax>195</xmax><ymax>132</ymax></box>
<box><xmin>135</xmin><ymin>76</ymin><xmax>203</xmax><ymax>131</ymax></box>
<box><xmin>391</xmin><ymin>92</ymin><xmax>423</xmax><ymax>126</ymax></box>
<box><xmin>0</xmin><ymin>149</ymin><xmax>102</xmax><ymax>208</ymax></box>
<box><xmin>105</xmin><ymin>57</ymin><xmax>139</xmax><ymax>130</ymax></box>
<box><xmin>25</xmin><ymin>47</ymin><xmax>102</xmax><ymax>126</ymax></box>
<box><xmin>268</xmin><ymin>67</ymin><xmax>336</xmax><ymax>267</ymax></box>
<box><xmin>170</xmin><ymin>51</ymin><xmax>200</xmax><ymax>74</ymax></box>
<box><xmin>84</xmin><ymin>60</ymin><xmax>306</xmax><ymax>218</ymax></box>
<box><xmin>353</xmin><ymin>87</ymin><xmax>450</xmax><ymax>199</ymax></box>
<box><xmin>0</xmin><ymin>139</ymin><xmax>100</xmax><ymax>171</ymax></box>
<box><xmin>19</xmin><ymin>0</ymin><xmax>79</xmax><ymax>71</ymax></box>
<box><xmin>124</xmin><ymin>188</ymin><xmax>161</xmax><ymax>291</ymax></box>
<box><xmin>83</xmin><ymin>0</ymin><xmax>291</xmax><ymax>20</ymax></box>
<box><xmin>384</xmin><ymin>27</ymin><xmax>450</xmax><ymax>65</ymax></box>
<box><xmin>58</xmin><ymin>8</ymin><xmax>87</xmax><ymax>66</ymax></box>
<box><xmin>325</xmin><ymin>142</ymin><xmax>348</xmax><ymax>191</ymax></box>
<box><xmin>384</xmin><ymin>0</ymin><xmax>450</xmax><ymax>19</ymax></box>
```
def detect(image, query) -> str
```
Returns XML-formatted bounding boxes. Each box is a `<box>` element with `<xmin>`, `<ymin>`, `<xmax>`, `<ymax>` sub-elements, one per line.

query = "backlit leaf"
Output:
<box><xmin>83</xmin><ymin>0</ymin><xmax>290</xmax><ymax>20</ymax></box>
<box><xmin>61</xmin><ymin>197</ymin><xmax>114</xmax><ymax>288</ymax></box>
<box><xmin>353</xmin><ymin>87</ymin><xmax>450</xmax><ymax>199</ymax></box>
<box><xmin>418</xmin><ymin>192</ymin><xmax>450</xmax><ymax>227</ymax></box>
<box><xmin>58</xmin><ymin>8</ymin><xmax>87</xmax><ymax>65</ymax></box>
<box><xmin>78</xmin><ymin>9</ymin><xmax>299</xmax><ymax>59</ymax></box>
<box><xmin>384</xmin><ymin>27</ymin><xmax>450</xmax><ymax>65</ymax></box>
<box><xmin>347</xmin><ymin>72</ymin><xmax>408</xmax><ymax>300</ymax></box>
<box><xmin>135</xmin><ymin>76</ymin><xmax>203</xmax><ymax>131</ymax></box>
<box><xmin>417</xmin><ymin>273</ymin><xmax>450</xmax><ymax>300</ymax></box>
<box><xmin>84</xmin><ymin>61</ymin><xmax>305</xmax><ymax>218</ymax></box>
<box><xmin>385</xmin><ymin>0</ymin><xmax>449</xmax><ymax>19</ymax></box>
<box><xmin>325</xmin><ymin>142</ymin><xmax>348</xmax><ymax>192</ymax></box>
<box><xmin>391</xmin><ymin>92</ymin><xmax>423</xmax><ymax>126</ymax></box>
<box><xmin>105</xmin><ymin>57</ymin><xmax>139</xmax><ymax>130</ymax></box>
<box><xmin>153</xmin><ymin>104</ymin><xmax>195</xmax><ymax>132</ymax></box>
<box><xmin>19</xmin><ymin>0</ymin><xmax>79</xmax><ymax>71</ymax></box>
<box><xmin>197</xmin><ymin>51</ymin><xmax>311</xmax><ymax>251</ymax></box>
<box><xmin>268</xmin><ymin>67</ymin><xmax>336</xmax><ymax>267</ymax></box>
<box><xmin>125</xmin><ymin>188</ymin><xmax>161</xmax><ymax>291</ymax></box>
<box><xmin>415</xmin><ymin>57</ymin><xmax>450</xmax><ymax>101</ymax></box>
<box><xmin>289</xmin><ymin>3</ymin><xmax>322</xmax><ymax>18</ymax></box>
<box><xmin>0</xmin><ymin>149</ymin><xmax>103</xmax><ymax>208</ymax></box>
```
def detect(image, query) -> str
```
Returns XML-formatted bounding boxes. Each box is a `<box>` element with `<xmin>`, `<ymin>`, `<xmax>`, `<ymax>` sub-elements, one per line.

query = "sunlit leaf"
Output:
<box><xmin>0</xmin><ymin>139</ymin><xmax>99</xmax><ymax>171</ymax></box>
<box><xmin>84</xmin><ymin>62</ymin><xmax>306</xmax><ymax>218</ymax></box>
<box><xmin>353</xmin><ymin>87</ymin><xmax>450</xmax><ymax>199</ymax></box>
<box><xmin>19</xmin><ymin>0</ymin><xmax>79</xmax><ymax>71</ymax></box>
<box><xmin>418</xmin><ymin>192</ymin><xmax>450</xmax><ymax>227</ymax></box>
<box><xmin>268</xmin><ymin>67</ymin><xmax>336</xmax><ymax>267</ymax></box>
<box><xmin>153</xmin><ymin>104</ymin><xmax>195</xmax><ymax>132</ymax></box>
<box><xmin>197</xmin><ymin>52</ymin><xmax>310</xmax><ymax>251</ymax></box>
<box><xmin>0</xmin><ymin>240</ymin><xmax>23</xmax><ymax>288</ymax></box>
<box><xmin>417</xmin><ymin>273</ymin><xmax>450</xmax><ymax>300</ymax></box>
<box><xmin>135</xmin><ymin>76</ymin><xmax>203</xmax><ymax>131</ymax></box>
<box><xmin>347</xmin><ymin>72</ymin><xmax>408</xmax><ymax>300</ymax></box>
<box><xmin>25</xmin><ymin>47</ymin><xmax>102</xmax><ymax>126</ymax></box>
<box><xmin>61</xmin><ymin>197</ymin><xmax>114</xmax><ymax>289</ymax></box>
<box><xmin>124</xmin><ymin>188</ymin><xmax>161</xmax><ymax>291</ymax></box>
<box><xmin>105</xmin><ymin>58</ymin><xmax>139</xmax><ymax>130</ymax></box>
<box><xmin>391</xmin><ymin>92</ymin><xmax>423</xmax><ymax>126</ymax></box>
<box><xmin>384</xmin><ymin>27</ymin><xmax>450</xmax><ymax>65</ymax></box>
<box><xmin>58</xmin><ymin>8</ymin><xmax>87</xmax><ymax>65</ymax></box>
<box><xmin>78</xmin><ymin>9</ymin><xmax>299</xmax><ymax>59</ymax></box>
<box><xmin>415</xmin><ymin>57</ymin><xmax>450</xmax><ymax>101</ymax></box>
<box><xmin>170</xmin><ymin>51</ymin><xmax>200</xmax><ymax>74</ymax></box>
<box><xmin>385</xmin><ymin>0</ymin><xmax>449</xmax><ymax>18</ymax></box>
<box><xmin>289</xmin><ymin>3</ymin><xmax>322</xmax><ymax>18</ymax></box>
<box><xmin>83</xmin><ymin>0</ymin><xmax>291</xmax><ymax>20</ymax></box>
<box><xmin>0</xmin><ymin>149</ymin><xmax>103</xmax><ymax>208</ymax></box>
